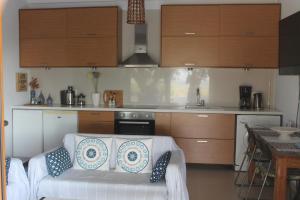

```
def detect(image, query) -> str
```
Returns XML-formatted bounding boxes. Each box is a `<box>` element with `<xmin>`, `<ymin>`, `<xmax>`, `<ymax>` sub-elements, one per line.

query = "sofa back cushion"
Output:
<box><xmin>115</xmin><ymin>138</ymin><xmax>152</xmax><ymax>173</ymax></box>
<box><xmin>64</xmin><ymin>134</ymin><xmax>179</xmax><ymax>169</ymax></box>
<box><xmin>73</xmin><ymin>135</ymin><xmax>112</xmax><ymax>171</ymax></box>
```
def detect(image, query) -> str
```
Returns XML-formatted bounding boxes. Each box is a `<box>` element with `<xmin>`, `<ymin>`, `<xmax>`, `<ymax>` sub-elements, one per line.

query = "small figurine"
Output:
<box><xmin>47</xmin><ymin>94</ymin><xmax>53</xmax><ymax>106</ymax></box>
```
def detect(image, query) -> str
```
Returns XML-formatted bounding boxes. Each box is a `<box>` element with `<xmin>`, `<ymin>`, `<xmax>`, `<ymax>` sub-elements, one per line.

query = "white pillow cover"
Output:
<box><xmin>115</xmin><ymin>138</ymin><xmax>153</xmax><ymax>174</ymax></box>
<box><xmin>73</xmin><ymin>135</ymin><xmax>112</xmax><ymax>171</ymax></box>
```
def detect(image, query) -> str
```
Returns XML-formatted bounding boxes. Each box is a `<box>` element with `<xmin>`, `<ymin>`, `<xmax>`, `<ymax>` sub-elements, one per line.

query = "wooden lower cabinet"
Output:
<box><xmin>170</xmin><ymin>113</ymin><xmax>235</xmax><ymax>165</ymax></box>
<box><xmin>171</xmin><ymin>113</ymin><xmax>235</xmax><ymax>139</ymax></box>
<box><xmin>155</xmin><ymin>112</ymin><xmax>171</xmax><ymax>135</ymax></box>
<box><xmin>175</xmin><ymin>138</ymin><xmax>234</xmax><ymax>164</ymax></box>
<box><xmin>78</xmin><ymin>111</ymin><xmax>114</xmax><ymax>134</ymax></box>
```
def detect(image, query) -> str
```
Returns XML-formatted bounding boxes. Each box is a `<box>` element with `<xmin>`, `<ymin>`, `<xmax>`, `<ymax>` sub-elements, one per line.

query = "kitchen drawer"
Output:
<box><xmin>78</xmin><ymin>111</ymin><xmax>114</xmax><ymax>122</ymax></box>
<box><xmin>79</xmin><ymin>121</ymin><xmax>114</xmax><ymax>134</ymax></box>
<box><xmin>78</xmin><ymin>111</ymin><xmax>115</xmax><ymax>133</ymax></box>
<box><xmin>171</xmin><ymin>113</ymin><xmax>235</xmax><ymax>139</ymax></box>
<box><xmin>175</xmin><ymin>138</ymin><xmax>234</xmax><ymax>164</ymax></box>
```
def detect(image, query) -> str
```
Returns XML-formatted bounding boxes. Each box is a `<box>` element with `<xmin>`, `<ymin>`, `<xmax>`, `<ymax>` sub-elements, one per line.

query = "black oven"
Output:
<box><xmin>115</xmin><ymin>111</ymin><xmax>155</xmax><ymax>135</ymax></box>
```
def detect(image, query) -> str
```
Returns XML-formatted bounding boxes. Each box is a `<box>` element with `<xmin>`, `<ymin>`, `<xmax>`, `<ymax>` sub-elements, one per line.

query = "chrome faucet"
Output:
<box><xmin>196</xmin><ymin>88</ymin><xmax>205</xmax><ymax>106</ymax></box>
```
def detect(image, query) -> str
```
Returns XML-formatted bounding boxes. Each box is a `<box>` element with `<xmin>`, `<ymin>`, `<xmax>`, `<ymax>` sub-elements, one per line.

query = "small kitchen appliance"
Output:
<box><xmin>77</xmin><ymin>93</ymin><xmax>86</xmax><ymax>106</ymax></box>
<box><xmin>239</xmin><ymin>85</ymin><xmax>252</xmax><ymax>109</ymax></box>
<box><xmin>253</xmin><ymin>92</ymin><xmax>264</xmax><ymax>110</ymax></box>
<box><xmin>60</xmin><ymin>86</ymin><xmax>75</xmax><ymax>105</ymax></box>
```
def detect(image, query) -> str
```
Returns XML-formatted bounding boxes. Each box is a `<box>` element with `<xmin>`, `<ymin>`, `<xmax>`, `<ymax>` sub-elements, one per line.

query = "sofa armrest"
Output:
<box><xmin>7</xmin><ymin>158</ymin><xmax>30</xmax><ymax>200</ymax></box>
<box><xmin>165</xmin><ymin>150</ymin><xmax>189</xmax><ymax>200</ymax></box>
<box><xmin>28</xmin><ymin>148</ymin><xmax>58</xmax><ymax>200</ymax></box>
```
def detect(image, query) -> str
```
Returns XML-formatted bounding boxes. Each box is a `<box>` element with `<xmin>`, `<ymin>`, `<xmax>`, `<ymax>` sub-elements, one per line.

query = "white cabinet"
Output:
<box><xmin>235</xmin><ymin>115</ymin><xmax>281</xmax><ymax>171</ymax></box>
<box><xmin>13</xmin><ymin>110</ymin><xmax>43</xmax><ymax>158</ymax></box>
<box><xmin>43</xmin><ymin>111</ymin><xmax>78</xmax><ymax>151</ymax></box>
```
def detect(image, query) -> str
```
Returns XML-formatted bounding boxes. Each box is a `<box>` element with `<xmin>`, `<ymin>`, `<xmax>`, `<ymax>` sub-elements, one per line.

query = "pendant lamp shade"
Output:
<box><xmin>127</xmin><ymin>0</ymin><xmax>145</xmax><ymax>24</ymax></box>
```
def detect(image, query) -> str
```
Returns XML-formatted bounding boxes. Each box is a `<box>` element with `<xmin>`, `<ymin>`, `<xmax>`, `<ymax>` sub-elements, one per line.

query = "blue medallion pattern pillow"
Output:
<box><xmin>73</xmin><ymin>135</ymin><xmax>112</xmax><ymax>171</ymax></box>
<box><xmin>5</xmin><ymin>157</ymin><xmax>11</xmax><ymax>185</ymax></box>
<box><xmin>45</xmin><ymin>147</ymin><xmax>72</xmax><ymax>177</ymax></box>
<box><xmin>116</xmin><ymin>138</ymin><xmax>152</xmax><ymax>174</ymax></box>
<box><xmin>150</xmin><ymin>151</ymin><xmax>172</xmax><ymax>183</ymax></box>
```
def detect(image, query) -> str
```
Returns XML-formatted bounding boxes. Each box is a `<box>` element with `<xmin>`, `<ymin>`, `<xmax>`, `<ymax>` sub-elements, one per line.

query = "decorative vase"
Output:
<box><xmin>92</xmin><ymin>93</ymin><xmax>100</xmax><ymax>107</ymax></box>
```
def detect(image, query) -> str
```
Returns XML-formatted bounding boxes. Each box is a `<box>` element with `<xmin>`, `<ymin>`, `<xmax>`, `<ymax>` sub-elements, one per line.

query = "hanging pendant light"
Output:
<box><xmin>127</xmin><ymin>0</ymin><xmax>145</xmax><ymax>24</ymax></box>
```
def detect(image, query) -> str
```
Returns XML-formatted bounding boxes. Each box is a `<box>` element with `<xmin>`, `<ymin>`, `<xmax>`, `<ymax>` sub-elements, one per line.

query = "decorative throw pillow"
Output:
<box><xmin>5</xmin><ymin>157</ymin><xmax>11</xmax><ymax>185</ymax></box>
<box><xmin>150</xmin><ymin>151</ymin><xmax>172</xmax><ymax>183</ymax></box>
<box><xmin>45</xmin><ymin>147</ymin><xmax>73</xmax><ymax>177</ymax></box>
<box><xmin>116</xmin><ymin>138</ymin><xmax>152</xmax><ymax>174</ymax></box>
<box><xmin>73</xmin><ymin>135</ymin><xmax>112</xmax><ymax>171</ymax></box>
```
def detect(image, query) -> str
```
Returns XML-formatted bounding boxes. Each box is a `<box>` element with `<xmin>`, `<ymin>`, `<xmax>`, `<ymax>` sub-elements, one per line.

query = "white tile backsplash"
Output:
<box><xmin>30</xmin><ymin>67</ymin><xmax>277</xmax><ymax>107</ymax></box>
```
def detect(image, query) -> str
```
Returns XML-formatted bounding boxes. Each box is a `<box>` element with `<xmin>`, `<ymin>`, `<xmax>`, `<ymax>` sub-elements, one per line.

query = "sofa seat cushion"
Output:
<box><xmin>38</xmin><ymin>169</ymin><xmax>167</xmax><ymax>200</ymax></box>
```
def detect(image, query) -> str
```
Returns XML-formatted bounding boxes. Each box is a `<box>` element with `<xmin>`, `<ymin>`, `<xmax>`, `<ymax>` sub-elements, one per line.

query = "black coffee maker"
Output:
<box><xmin>239</xmin><ymin>86</ymin><xmax>252</xmax><ymax>109</ymax></box>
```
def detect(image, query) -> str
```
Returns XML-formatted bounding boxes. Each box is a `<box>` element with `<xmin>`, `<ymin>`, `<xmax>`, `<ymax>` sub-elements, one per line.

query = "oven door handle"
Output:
<box><xmin>118</xmin><ymin>121</ymin><xmax>150</xmax><ymax>125</ymax></box>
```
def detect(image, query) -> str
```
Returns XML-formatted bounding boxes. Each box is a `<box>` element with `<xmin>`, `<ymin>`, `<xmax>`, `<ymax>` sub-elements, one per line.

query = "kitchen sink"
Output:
<box><xmin>184</xmin><ymin>105</ymin><xmax>225</xmax><ymax>110</ymax></box>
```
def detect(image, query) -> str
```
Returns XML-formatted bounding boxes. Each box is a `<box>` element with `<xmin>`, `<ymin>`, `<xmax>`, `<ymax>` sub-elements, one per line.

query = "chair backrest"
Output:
<box><xmin>63</xmin><ymin>133</ymin><xmax>179</xmax><ymax>168</ymax></box>
<box><xmin>245</xmin><ymin>124</ymin><xmax>256</xmax><ymax>147</ymax></box>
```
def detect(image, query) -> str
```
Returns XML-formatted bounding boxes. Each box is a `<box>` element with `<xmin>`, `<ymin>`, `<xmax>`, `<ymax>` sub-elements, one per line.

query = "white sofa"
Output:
<box><xmin>28</xmin><ymin>134</ymin><xmax>189</xmax><ymax>200</ymax></box>
<box><xmin>7</xmin><ymin>158</ymin><xmax>30</xmax><ymax>200</ymax></box>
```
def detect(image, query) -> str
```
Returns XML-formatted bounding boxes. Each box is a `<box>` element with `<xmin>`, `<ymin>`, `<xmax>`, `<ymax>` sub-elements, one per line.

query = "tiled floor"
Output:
<box><xmin>186</xmin><ymin>165</ymin><xmax>274</xmax><ymax>200</ymax></box>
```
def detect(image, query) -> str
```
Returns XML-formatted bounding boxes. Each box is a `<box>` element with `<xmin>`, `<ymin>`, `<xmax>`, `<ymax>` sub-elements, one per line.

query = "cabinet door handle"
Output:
<box><xmin>84</xmin><ymin>33</ymin><xmax>97</xmax><ymax>36</ymax></box>
<box><xmin>197</xmin><ymin>114</ymin><xmax>208</xmax><ymax>118</ymax></box>
<box><xmin>91</xmin><ymin>113</ymin><xmax>101</xmax><ymax>115</ymax></box>
<box><xmin>184</xmin><ymin>63</ymin><xmax>196</xmax><ymax>67</ymax></box>
<box><xmin>184</xmin><ymin>32</ymin><xmax>196</xmax><ymax>35</ymax></box>
<box><xmin>244</xmin><ymin>31</ymin><xmax>255</xmax><ymax>36</ymax></box>
<box><xmin>197</xmin><ymin>140</ymin><xmax>208</xmax><ymax>143</ymax></box>
<box><xmin>87</xmin><ymin>62</ymin><xmax>97</xmax><ymax>66</ymax></box>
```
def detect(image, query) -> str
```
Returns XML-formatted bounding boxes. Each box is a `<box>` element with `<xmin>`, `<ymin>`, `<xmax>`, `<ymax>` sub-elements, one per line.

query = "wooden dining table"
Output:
<box><xmin>249</xmin><ymin>127</ymin><xmax>300</xmax><ymax>200</ymax></box>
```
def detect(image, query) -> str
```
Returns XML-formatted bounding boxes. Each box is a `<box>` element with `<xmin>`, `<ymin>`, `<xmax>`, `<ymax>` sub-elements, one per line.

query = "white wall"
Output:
<box><xmin>275</xmin><ymin>0</ymin><xmax>300</xmax><ymax>126</ymax></box>
<box><xmin>2</xmin><ymin>0</ymin><xmax>29</xmax><ymax>156</ymax></box>
<box><xmin>25</xmin><ymin>0</ymin><xmax>278</xmax><ymax>9</ymax></box>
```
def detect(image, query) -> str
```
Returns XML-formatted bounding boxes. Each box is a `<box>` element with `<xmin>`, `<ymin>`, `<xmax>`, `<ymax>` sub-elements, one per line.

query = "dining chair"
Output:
<box><xmin>235</xmin><ymin>124</ymin><xmax>270</xmax><ymax>198</ymax></box>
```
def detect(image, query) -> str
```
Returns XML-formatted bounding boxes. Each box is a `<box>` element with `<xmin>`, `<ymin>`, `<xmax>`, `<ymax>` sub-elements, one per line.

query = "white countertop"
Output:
<box><xmin>12</xmin><ymin>104</ymin><xmax>283</xmax><ymax>115</ymax></box>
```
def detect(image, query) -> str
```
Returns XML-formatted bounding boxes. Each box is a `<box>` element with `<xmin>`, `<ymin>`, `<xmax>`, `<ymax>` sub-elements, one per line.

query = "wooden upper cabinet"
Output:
<box><xmin>219</xmin><ymin>37</ymin><xmax>278</xmax><ymax>68</ymax></box>
<box><xmin>220</xmin><ymin>5</ymin><xmax>280</xmax><ymax>36</ymax></box>
<box><xmin>67</xmin><ymin>37</ymin><xmax>117</xmax><ymax>67</ymax></box>
<box><xmin>20</xmin><ymin>39</ymin><xmax>67</xmax><ymax>67</ymax></box>
<box><xmin>19</xmin><ymin>7</ymin><xmax>120</xmax><ymax>68</ymax></box>
<box><xmin>67</xmin><ymin>7</ymin><xmax>118</xmax><ymax>37</ymax></box>
<box><xmin>20</xmin><ymin>9</ymin><xmax>67</xmax><ymax>39</ymax></box>
<box><xmin>161</xmin><ymin>5</ymin><xmax>220</xmax><ymax>36</ymax></box>
<box><xmin>161</xmin><ymin>37</ymin><xmax>219</xmax><ymax>67</ymax></box>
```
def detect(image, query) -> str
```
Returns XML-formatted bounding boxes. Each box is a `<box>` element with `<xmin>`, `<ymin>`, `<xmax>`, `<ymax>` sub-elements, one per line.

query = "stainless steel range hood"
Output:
<box><xmin>121</xmin><ymin>24</ymin><xmax>159</xmax><ymax>68</ymax></box>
